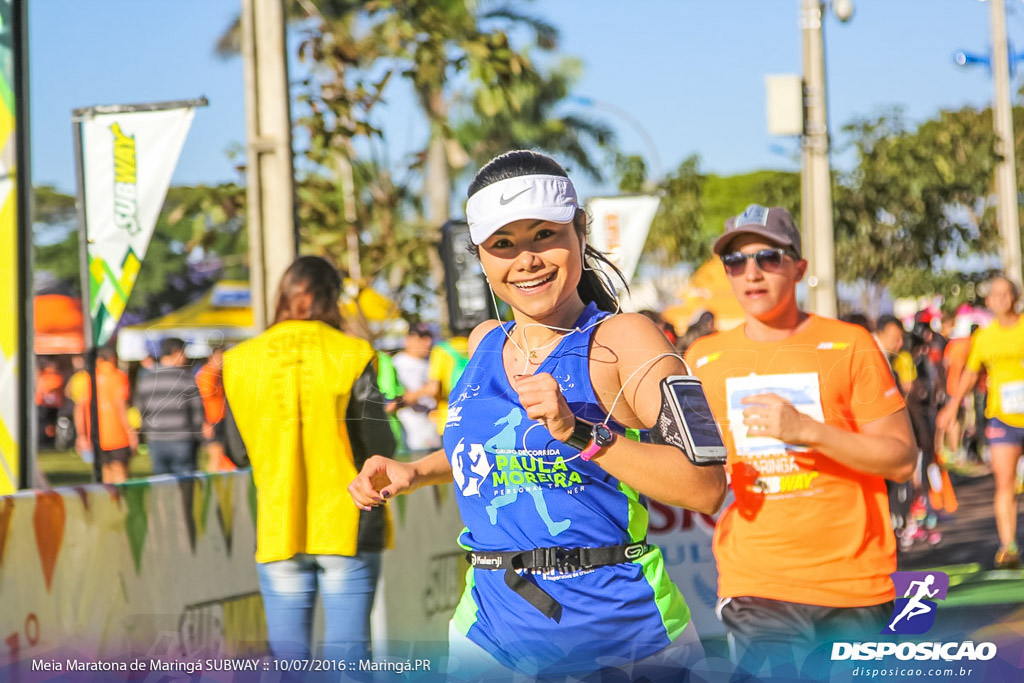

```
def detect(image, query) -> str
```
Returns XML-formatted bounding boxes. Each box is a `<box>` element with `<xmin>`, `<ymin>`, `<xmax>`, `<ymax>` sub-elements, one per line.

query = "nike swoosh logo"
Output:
<box><xmin>499</xmin><ymin>188</ymin><xmax>530</xmax><ymax>205</ymax></box>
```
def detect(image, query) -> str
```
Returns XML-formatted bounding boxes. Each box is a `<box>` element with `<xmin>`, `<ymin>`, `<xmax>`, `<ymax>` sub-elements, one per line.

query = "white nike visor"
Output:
<box><xmin>466</xmin><ymin>174</ymin><xmax>580</xmax><ymax>245</ymax></box>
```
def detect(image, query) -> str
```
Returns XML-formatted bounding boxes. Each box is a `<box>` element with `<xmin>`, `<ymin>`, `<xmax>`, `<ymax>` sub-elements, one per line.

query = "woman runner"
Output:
<box><xmin>349</xmin><ymin>150</ymin><xmax>726</xmax><ymax>679</ymax></box>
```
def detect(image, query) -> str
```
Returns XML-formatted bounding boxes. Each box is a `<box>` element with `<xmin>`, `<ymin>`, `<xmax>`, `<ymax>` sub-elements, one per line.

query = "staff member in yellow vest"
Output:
<box><xmin>222</xmin><ymin>256</ymin><xmax>396</xmax><ymax>664</ymax></box>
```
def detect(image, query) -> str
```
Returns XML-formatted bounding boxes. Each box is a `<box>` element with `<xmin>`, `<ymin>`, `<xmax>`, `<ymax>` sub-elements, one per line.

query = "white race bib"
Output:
<box><xmin>725</xmin><ymin>372</ymin><xmax>825</xmax><ymax>456</ymax></box>
<box><xmin>1000</xmin><ymin>381</ymin><xmax>1024</xmax><ymax>416</ymax></box>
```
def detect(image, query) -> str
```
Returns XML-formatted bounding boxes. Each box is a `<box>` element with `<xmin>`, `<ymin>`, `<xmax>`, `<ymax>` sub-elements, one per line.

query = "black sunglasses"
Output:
<box><xmin>721</xmin><ymin>248</ymin><xmax>791</xmax><ymax>276</ymax></box>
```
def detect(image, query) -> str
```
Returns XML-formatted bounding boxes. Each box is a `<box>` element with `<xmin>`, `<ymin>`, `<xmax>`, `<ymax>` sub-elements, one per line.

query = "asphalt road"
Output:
<box><xmin>899</xmin><ymin>469</ymin><xmax>1023</xmax><ymax>572</ymax></box>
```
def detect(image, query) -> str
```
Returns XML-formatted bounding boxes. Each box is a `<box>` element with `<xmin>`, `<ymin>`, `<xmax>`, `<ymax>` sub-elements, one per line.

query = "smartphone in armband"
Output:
<box><xmin>650</xmin><ymin>375</ymin><xmax>727</xmax><ymax>465</ymax></box>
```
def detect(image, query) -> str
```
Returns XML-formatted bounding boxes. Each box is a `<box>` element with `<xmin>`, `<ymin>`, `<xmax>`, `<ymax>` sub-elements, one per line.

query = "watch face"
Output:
<box><xmin>592</xmin><ymin>423</ymin><xmax>614</xmax><ymax>446</ymax></box>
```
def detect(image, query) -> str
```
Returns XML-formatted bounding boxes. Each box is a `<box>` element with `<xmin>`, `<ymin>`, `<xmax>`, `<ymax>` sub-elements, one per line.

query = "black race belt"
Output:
<box><xmin>467</xmin><ymin>541</ymin><xmax>650</xmax><ymax>622</ymax></box>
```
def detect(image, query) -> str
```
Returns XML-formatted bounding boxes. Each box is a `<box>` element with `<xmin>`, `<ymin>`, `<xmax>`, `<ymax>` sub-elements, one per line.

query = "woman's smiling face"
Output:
<box><xmin>478</xmin><ymin>218</ymin><xmax>585</xmax><ymax>324</ymax></box>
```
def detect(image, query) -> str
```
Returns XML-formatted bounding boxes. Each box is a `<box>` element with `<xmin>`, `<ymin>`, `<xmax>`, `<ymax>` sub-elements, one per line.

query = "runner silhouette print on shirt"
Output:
<box><xmin>484</xmin><ymin>406</ymin><xmax>572</xmax><ymax>536</ymax></box>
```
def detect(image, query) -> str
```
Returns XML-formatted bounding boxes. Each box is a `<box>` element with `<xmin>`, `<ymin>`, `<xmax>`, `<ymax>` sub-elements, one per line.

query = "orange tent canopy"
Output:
<box><xmin>663</xmin><ymin>260</ymin><xmax>746</xmax><ymax>334</ymax></box>
<box><xmin>34</xmin><ymin>294</ymin><xmax>85</xmax><ymax>355</ymax></box>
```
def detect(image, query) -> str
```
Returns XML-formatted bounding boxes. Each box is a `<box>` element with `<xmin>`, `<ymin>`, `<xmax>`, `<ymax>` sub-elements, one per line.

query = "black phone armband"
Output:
<box><xmin>650</xmin><ymin>379</ymin><xmax>691</xmax><ymax>456</ymax></box>
<box><xmin>649</xmin><ymin>377</ymin><xmax>727</xmax><ymax>466</ymax></box>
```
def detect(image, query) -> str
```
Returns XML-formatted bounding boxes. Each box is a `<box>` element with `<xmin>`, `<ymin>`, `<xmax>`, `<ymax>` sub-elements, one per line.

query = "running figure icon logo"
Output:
<box><xmin>881</xmin><ymin>571</ymin><xmax>949</xmax><ymax>635</ymax></box>
<box><xmin>451</xmin><ymin>438</ymin><xmax>491</xmax><ymax>497</ymax></box>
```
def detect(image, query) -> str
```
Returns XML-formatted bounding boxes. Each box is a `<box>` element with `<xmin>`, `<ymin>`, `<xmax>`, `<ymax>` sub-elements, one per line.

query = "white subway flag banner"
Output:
<box><xmin>81</xmin><ymin>107</ymin><xmax>196</xmax><ymax>346</ymax></box>
<box><xmin>586</xmin><ymin>195</ymin><xmax>660</xmax><ymax>285</ymax></box>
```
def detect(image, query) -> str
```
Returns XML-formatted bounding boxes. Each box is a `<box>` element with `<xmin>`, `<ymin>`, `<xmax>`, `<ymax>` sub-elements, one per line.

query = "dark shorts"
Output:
<box><xmin>99</xmin><ymin>447</ymin><xmax>131</xmax><ymax>466</ymax></box>
<box><xmin>719</xmin><ymin>595</ymin><xmax>893</xmax><ymax>679</ymax></box>
<box><xmin>985</xmin><ymin>417</ymin><xmax>1024</xmax><ymax>447</ymax></box>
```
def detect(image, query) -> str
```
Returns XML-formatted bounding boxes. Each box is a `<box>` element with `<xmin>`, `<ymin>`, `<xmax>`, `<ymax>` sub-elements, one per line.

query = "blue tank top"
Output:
<box><xmin>443</xmin><ymin>302</ymin><xmax>691</xmax><ymax>676</ymax></box>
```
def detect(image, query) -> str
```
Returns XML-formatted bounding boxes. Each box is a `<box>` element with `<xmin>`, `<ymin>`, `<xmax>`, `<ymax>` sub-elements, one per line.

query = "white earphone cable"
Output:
<box><xmin>486</xmin><ymin>252</ymin><xmax>623</xmax><ymax>375</ymax></box>
<box><xmin>521</xmin><ymin>350</ymin><xmax>691</xmax><ymax>465</ymax></box>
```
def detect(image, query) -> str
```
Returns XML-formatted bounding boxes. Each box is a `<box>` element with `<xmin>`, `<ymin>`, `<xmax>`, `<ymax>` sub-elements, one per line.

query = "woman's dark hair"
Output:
<box><xmin>467</xmin><ymin>150</ymin><xmax>627</xmax><ymax>313</ymax></box>
<box><xmin>273</xmin><ymin>255</ymin><xmax>344</xmax><ymax>329</ymax></box>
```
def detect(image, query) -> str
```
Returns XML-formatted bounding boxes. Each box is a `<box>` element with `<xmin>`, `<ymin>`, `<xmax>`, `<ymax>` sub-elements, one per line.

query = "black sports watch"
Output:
<box><xmin>563</xmin><ymin>418</ymin><xmax>615</xmax><ymax>461</ymax></box>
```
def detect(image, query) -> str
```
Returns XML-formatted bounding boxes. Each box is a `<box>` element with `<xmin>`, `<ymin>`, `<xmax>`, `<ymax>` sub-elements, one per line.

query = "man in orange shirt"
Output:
<box><xmin>686</xmin><ymin>205</ymin><xmax>917</xmax><ymax>677</ymax></box>
<box><xmin>35</xmin><ymin>360</ymin><xmax>65</xmax><ymax>447</ymax></box>
<box><xmin>196</xmin><ymin>345</ymin><xmax>233</xmax><ymax>472</ymax></box>
<box><xmin>75</xmin><ymin>346</ymin><xmax>136</xmax><ymax>483</ymax></box>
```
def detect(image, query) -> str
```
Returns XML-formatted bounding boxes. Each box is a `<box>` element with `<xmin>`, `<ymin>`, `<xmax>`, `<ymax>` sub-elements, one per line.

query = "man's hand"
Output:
<box><xmin>348</xmin><ymin>455</ymin><xmax>417</xmax><ymax>511</ymax></box>
<box><xmin>741</xmin><ymin>393</ymin><xmax>815</xmax><ymax>444</ymax></box>
<box><xmin>512</xmin><ymin>373</ymin><xmax>575</xmax><ymax>442</ymax></box>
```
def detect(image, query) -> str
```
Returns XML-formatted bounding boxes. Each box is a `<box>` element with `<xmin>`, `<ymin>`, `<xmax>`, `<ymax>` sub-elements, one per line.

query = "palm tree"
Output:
<box><xmin>453</xmin><ymin>57</ymin><xmax>615</xmax><ymax>182</ymax></box>
<box><xmin>216</xmin><ymin>0</ymin><xmax>557</xmax><ymax>224</ymax></box>
<box><xmin>361</xmin><ymin>1</ymin><xmax>559</xmax><ymax>225</ymax></box>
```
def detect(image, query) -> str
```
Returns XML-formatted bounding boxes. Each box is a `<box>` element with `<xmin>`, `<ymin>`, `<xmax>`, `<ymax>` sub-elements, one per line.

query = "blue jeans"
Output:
<box><xmin>257</xmin><ymin>552</ymin><xmax>382</xmax><ymax>663</ymax></box>
<box><xmin>148</xmin><ymin>440</ymin><xmax>196</xmax><ymax>476</ymax></box>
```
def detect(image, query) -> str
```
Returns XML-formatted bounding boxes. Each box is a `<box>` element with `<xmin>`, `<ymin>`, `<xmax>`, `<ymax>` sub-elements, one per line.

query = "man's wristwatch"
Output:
<box><xmin>564</xmin><ymin>417</ymin><xmax>616</xmax><ymax>461</ymax></box>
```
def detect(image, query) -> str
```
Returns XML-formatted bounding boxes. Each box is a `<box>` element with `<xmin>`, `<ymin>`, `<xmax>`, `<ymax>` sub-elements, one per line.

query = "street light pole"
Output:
<box><xmin>801</xmin><ymin>0</ymin><xmax>837</xmax><ymax>318</ymax></box>
<box><xmin>990</xmin><ymin>0</ymin><xmax>1023</xmax><ymax>287</ymax></box>
<box><xmin>241</xmin><ymin>0</ymin><xmax>298</xmax><ymax>333</ymax></box>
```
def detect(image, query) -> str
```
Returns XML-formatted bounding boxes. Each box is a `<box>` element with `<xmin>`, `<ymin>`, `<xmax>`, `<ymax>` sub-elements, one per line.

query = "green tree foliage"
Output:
<box><xmin>637</xmin><ymin>159</ymin><xmax>799</xmax><ymax>269</ymax></box>
<box><xmin>217</xmin><ymin>5</ymin><xmax>1015</xmax><ymax>316</ymax></box>
<box><xmin>643</xmin><ymin>156</ymin><xmax>702</xmax><ymax>267</ymax></box>
<box><xmin>833</xmin><ymin>107</ymin><xmax>999</xmax><ymax>301</ymax></box>
<box><xmin>615</xmin><ymin>154</ymin><xmax>647</xmax><ymax>194</ymax></box>
<box><xmin>220</xmin><ymin>0</ymin><xmax>577</xmax><ymax>323</ymax></box>
<box><xmin>33</xmin><ymin>184</ymin><xmax>246</xmax><ymax>322</ymax></box>
<box><xmin>453</xmin><ymin>58</ymin><xmax>615</xmax><ymax>181</ymax></box>
<box><xmin>34</xmin><ymin>185</ymin><xmax>76</xmax><ymax>227</ymax></box>
<box><xmin>33</xmin><ymin>185</ymin><xmax>80</xmax><ymax>290</ymax></box>
<box><xmin>701</xmin><ymin>170</ymin><xmax>801</xmax><ymax>244</ymax></box>
<box><xmin>291</xmin><ymin>6</ymin><xmax>435</xmax><ymax>305</ymax></box>
<box><xmin>636</xmin><ymin>106</ymin><xmax>1006</xmax><ymax>305</ymax></box>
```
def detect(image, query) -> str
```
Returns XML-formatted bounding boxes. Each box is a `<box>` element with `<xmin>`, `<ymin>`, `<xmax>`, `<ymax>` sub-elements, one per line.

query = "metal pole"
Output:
<box><xmin>801</xmin><ymin>0</ymin><xmax>837</xmax><ymax>318</ymax></box>
<box><xmin>241</xmin><ymin>0</ymin><xmax>297</xmax><ymax>332</ymax></box>
<box><xmin>72</xmin><ymin>117</ymin><xmax>103</xmax><ymax>483</ymax></box>
<box><xmin>337</xmin><ymin>154</ymin><xmax>361</xmax><ymax>280</ymax></box>
<box><xmin>800</xmin><ymin>38</ymin><xmax>815</xmax><ymax>305</ymax></box>
<box><xmin>991</xmin><ymin>0</ymin><xmax>1023</xmax><ymax>287</ymax></box>
<box><xmin>14</xmin><ymin>0</ymin><xmax>34</xmax><ymax>489</ymax></box>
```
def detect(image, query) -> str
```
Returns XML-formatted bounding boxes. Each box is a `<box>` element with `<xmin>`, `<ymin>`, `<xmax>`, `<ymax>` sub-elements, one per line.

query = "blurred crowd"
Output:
<box><xmin>33</xmin><ymin>317</ymin><xmax>474</xmax><ymax>483</ymax></box>
<box><xmin>35</xmin><ymin>339</ymin><xmax>231</xmax><ymax>483</ymax></box>
<box><xmin>35</xmin><ymin>297</ymin><xmax>994</xmax><ymax>533</ymax></box>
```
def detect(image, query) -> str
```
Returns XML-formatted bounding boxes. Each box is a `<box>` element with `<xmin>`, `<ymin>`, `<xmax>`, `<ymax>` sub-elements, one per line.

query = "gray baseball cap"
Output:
<box><xmin>713</xmin><ymin>204</ymin><xmax>802</xmax><ymax>258</ymax></box>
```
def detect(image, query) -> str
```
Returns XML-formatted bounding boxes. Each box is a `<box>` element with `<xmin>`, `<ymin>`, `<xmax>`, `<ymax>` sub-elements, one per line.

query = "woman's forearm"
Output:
<box><xmin>591</xmin><ymin>438</ymin><xmax>727</xmax><ymax>514</ymax></box>
<box><xmin>410</xmin><ymin>449</ymin><xmax>454</xmax><ymax>491</ymax></box>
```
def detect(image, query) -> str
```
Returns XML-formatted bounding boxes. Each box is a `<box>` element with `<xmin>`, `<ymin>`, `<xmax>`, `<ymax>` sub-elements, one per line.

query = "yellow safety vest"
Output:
<box><xmin>224</xmin><ymin>320</ymin><xmax>382</xmax><ymax>563</ymax></box>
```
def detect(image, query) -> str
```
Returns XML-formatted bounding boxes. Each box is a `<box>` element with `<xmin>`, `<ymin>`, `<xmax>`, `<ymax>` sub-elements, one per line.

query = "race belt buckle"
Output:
<box><xmin>535</xmin><ymin>546</ymin><xmax>581</xmax><ymax>573</ymax></box>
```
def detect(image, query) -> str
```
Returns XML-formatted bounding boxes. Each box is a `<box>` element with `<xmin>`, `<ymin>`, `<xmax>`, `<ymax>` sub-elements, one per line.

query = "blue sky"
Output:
<box><xmin>28</xmin><ymin>0</ymin><xmax>1012</xmax><ymax>203</ymax></box>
